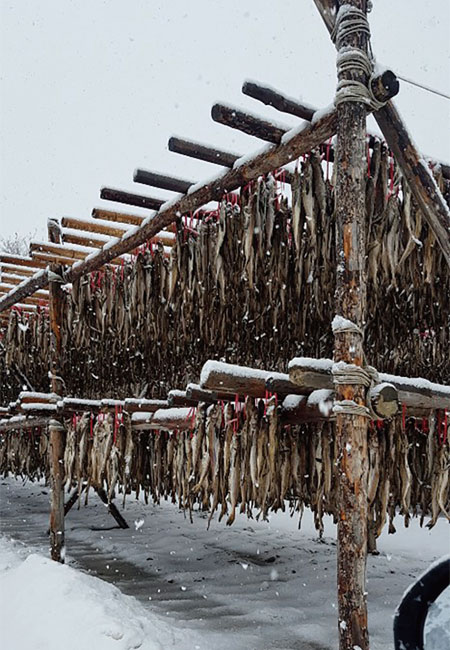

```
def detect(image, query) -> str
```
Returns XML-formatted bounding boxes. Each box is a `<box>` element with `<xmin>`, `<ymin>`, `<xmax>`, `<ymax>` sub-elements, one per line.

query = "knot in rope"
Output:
<box><xmin>331</xmin><ymin>5</ymin><xmax>387</xmax><ymax>110</ymax></box>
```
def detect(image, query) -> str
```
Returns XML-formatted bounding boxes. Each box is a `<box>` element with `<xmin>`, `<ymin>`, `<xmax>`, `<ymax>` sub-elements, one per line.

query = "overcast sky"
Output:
<box><xmin>1</xmin><ymin>0</ymin><xmax>449</xmax><ymax>241</ymax></box>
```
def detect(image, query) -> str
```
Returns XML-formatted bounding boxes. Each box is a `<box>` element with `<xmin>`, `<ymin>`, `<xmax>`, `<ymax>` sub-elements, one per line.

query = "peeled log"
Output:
<box><xmin>368</xmin><ymin>383</ymin><xmax>399</xmax><ymax>418</ymax></box>
<box><xmin>200</xmin><ymin>360</ymin><xmax>288</xmax><ymax>398</ymax></box>
<box><xmin>281</xmin><ymin>390</ymin><xmax>334</xmax><ymax>423</ymax></box>
<box><xmin>288</xmin><ymin>357</ymin><xmax>450</xmax><ymax>413</ymax></box>
<box><xmin>265</xmin><ymin>374</ymin><xmax>311</xmax><ymax>397</ymax></box>
<box><xmin>167</xmin><ymin>390</ymin><xmax>198</xmax><ymax>408</ymax></box>
<box><xmin>0</xmin><ymin>415</ymin><xmax>50</xmax><ymax>433</ymax></box>
<box><xmin>124</xmin><ymin>398</ymin><xmax>169</xmax><ymax>413</ymax></box>
<box><xmin>132</xmin><ymin>407</ymin><xmax>194</xmax><ymax>431</ymax></box>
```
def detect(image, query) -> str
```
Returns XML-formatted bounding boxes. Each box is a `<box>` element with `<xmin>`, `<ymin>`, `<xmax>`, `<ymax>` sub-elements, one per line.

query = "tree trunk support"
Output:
<box><xmin>333</xmin><ymin>2</ymin><xmax>370</xmax><ymax>649</ymax></box>
<box><xmin>48</xmin><ymin>219</ymin><xmax>66</xmax><ymax>563</ymax></box>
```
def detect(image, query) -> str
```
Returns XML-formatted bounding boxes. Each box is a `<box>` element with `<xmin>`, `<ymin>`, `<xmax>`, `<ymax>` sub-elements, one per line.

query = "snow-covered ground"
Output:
<box><xmin>0</xmin><ymin>477</ymin><xmax>448</xmax><ymax>650</ymax></box>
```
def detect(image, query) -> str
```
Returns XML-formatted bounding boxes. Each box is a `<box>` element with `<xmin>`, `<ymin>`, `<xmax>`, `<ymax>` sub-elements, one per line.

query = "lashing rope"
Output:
<box><xmin>331</xmin><ymin>5</ymin><xmax>388</xmax><ymax>111</ymax></box>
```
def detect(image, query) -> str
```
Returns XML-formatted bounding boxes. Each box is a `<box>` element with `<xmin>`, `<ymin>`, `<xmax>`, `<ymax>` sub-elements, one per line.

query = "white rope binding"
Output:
<box><xmin>331</xmin><ymin>5</ymin><xmax>387</xmax><ymax>110</ymax></box>
<box><xmin>332</xmin><ymin>399</ymin><xmax>371</xmax><ymax>418</ymax></box>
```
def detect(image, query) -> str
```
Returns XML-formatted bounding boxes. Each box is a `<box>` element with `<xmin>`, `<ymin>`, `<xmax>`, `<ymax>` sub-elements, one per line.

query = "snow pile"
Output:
<box><xmin>0</xmin><ymin>536</ymin><xmax>191</xmax><ymax>650</ymax></box>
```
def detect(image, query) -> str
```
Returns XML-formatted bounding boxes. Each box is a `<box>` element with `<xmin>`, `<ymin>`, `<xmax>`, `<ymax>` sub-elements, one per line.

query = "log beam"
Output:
<box><xmin>132</xmin><ymin>407</ymin><xmax>194</xmax><ymax>431</ymax></box>
<box><xmin>168</xmin><ymin>136</ymin><xmax>240</xmax><ymax>167</ymax></box>
<box><xmin>133</xmin><ymin>170</ymin><xmax>193</xmax><ymax>194</ymax></box>
<box><xmin>288</xmin><ymin>357</ymin><xmax>450</xmax><ymax>413</ymax></box>
<box><xmin>242</xmin><ymin>81</ymin><xmax>315</xmax><ymax>121</ymax></box>
<box><xmin>100</xmin><ymin>188</ymin><xmax>164</xmax><ymax>212</ymax></box>
<box><xmin>61</xmin><ymin>216</ymin><xmax>127</xmax><ymax>238</ymax></box>
<box><xmin>0</xmin><ymin>415</ymin><xmax>50</xmax><ymax>433</ymax></box>
<box><xmin>1</xmin><ymin>88</ymin><xmax>391</xmax><ymax>310</ymax></box>
<box><xmin>281</xmin><ymin>390</ymin><xmax>334</xmax><ymax>423</ymax></box>
<box><xmin>211</xmin><ymin>103</ymin><xmax>286</xmax><ymax>143</ymax></box>
<box><xmin>30</xmin><ymin>241</ymin><xmax>92</xmax><ymax>261</ymax></box>
<box><xmin>0</xmin><ymin>254</ymin><xmax>44</xmax><ymax>270</ymax></box>
<box><xmin>167</xmin><ymin>390</ymin><xmax>198</xmax><ymax>408</ymax></box>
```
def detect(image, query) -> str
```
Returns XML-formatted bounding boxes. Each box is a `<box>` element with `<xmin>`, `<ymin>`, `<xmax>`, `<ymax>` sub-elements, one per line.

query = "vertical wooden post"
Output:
<box><xmin>333</xmin><ymin>2</ymin><xmax>370</xmax><ymax>649</ymax></box>
<box><xmin>47</xmin><ymin>219</ymin><xmax>66</xmax><ymax>563</ymax></box>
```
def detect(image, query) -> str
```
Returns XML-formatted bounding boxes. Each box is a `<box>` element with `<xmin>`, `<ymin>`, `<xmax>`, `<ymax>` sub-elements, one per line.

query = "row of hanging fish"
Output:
<box><xmin>1</xmin><ymin>399</ymin><xmax>448</xmax><ymax>536</ymax></box>
<box><xmin>1</xmin><ymin>144</ymin><xmax>448</xmax><ymax>405</ymax></box>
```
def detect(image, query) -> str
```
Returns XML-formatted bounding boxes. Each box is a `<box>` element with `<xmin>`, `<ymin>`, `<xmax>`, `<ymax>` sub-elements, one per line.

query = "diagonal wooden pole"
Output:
<box><xmin>332</xmin><ymin>1</ymin><xmax>370</xmax><ymax>648</ymax></box>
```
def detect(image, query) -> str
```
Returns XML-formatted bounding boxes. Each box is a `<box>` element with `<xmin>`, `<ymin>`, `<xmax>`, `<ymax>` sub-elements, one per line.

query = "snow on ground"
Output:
<box><xmin>0</xmin><ymin>476</ymin><xmax>448</xmax><ymax>650</ymax></box>
<box><xmin>0</xmin><ymin>536</ymin><xmax>195</xmax><ymax>650</ymax></box>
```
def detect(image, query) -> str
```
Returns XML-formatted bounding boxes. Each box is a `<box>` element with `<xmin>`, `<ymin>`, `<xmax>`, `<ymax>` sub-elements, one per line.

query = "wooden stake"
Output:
<box><xmin>333</xmin><ymin>2</ymin><xmax>370</xmax><ymax>648</ymax></box>
<box><xmin>47</xmin><ymin>219</ymin><xmax>66</xmax><ymax>563</ymax></box>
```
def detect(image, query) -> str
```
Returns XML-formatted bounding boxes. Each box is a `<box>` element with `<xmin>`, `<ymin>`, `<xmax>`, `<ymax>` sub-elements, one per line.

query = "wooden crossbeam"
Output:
<box><xmin>93</xmin><ymin>207</ymin><xmax>178</xmax><ymax>234</ymax></box>
<box><xmin>242</xmin><ymin>81</ymin><xmax>315</xmax><ymax>120</ymax></box>
<box><xmin>168</xmin><ymin>136</ymin><xmax>240</xmax><ymax>167</ymax></box>
<box><xmin>30</xmin><ymin>241</ymin><xmax>93</xmax><ymax>261</ymax></box>
<box><xmin>0</xmin><ymin>264</ymin><xmax>36</xmax><ymax>277</ymax></box>
<box><xmin>133</xmin><ymin>169</ymin><xmax>194</xmax><ymax>193</ymax></box>
<box><xmin>61</xmin><ymin>216</ymin><xmax>128</xmax><ymax>238</ymax></box>
<box><xmin>0</xmin><ymin>78</ymin><xmax>400</xmax><ymax>313</ymax></box>
<box><xmin>100</xmin><ymin>188</ymin><xmax>165</xmax><ymax>212</ymax></box>
<box><xmin>211</xmin><ymin>103</ymin><xmax>286</xmax><ymax>143</ymax></box>
<box><xmin>0</xmin><ymin>254</ymin><xmax>45</xmax><ymax>270</ymax></box>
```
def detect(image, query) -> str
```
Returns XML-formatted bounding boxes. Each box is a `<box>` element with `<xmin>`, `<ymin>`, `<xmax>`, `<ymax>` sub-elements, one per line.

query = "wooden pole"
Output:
<box><xmin>133</xmin><ymin>170</ymin><xmax>193</xmax><ymax>193</ymax></box>
<box><xmin>313</xmin><ymin>0</ymin><xmax>450</xmax><ymax>266</ymax></box>
<box><xmin>99</xmin><ymin>188</ymin><xmax>164</xmax><ymax>212</ymax></box>
<box><xmin>47</xmin><ymin>219</ymin><xmax>66</xmax><ymax>563</ymax></box>
<box><xmin>211</xmin><ymin>103</ymin><xmax>286</xmax><ymax>143</ymax></box>
<box><xmin>333</xmin><ymin>2</ymin><xmax>370</xmax><ymax>648</ymax></box>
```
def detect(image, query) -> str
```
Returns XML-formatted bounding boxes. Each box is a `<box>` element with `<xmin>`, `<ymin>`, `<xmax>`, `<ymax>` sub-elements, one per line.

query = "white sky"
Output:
<box><xmin>1</xmin><ymin>0</ymin><xmax>449</xmax><ymax>240</ymax></box>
